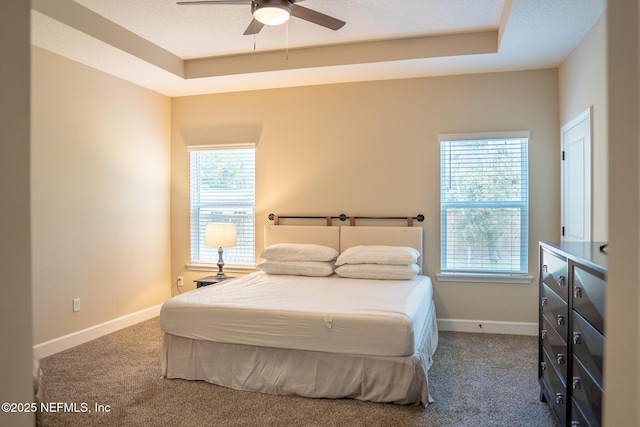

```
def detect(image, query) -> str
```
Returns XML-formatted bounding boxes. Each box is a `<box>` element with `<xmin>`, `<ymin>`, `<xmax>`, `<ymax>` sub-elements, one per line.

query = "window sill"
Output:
<box><xmin>436</xmin><ymin>272</ymin><xmax>534</xmax><ymax>284</ymax></box>
<box><xmin>186</xmin><ymin>263</ymin><xmax>257</xmax><ymax>275</ymax></box>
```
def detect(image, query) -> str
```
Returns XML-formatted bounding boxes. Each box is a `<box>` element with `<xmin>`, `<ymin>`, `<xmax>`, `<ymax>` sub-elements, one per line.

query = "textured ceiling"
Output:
<box><xmin>73</xmin><ymin>0</ymin><xmax>506</xmax><ymax>58</ymax></box>
<box><xmin>31</xmin><ymin>0</ymin><xmax>607</xmax><ymax>97</ymax></box>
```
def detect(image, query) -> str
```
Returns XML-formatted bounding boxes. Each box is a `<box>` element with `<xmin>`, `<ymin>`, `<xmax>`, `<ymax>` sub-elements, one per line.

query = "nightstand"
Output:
<box><xmin>194</xmin><ymin>275</ymin><xmax>225</xmax><ymax>288</ymax></box>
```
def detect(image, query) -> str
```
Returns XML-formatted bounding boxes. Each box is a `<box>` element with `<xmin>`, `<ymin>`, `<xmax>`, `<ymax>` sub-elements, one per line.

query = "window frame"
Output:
<box><xmin>186</xmin><ymin>143</ymin><xmax>256</xmax><ymax>272</ymax></box>
<box><xmin>437</xmin><ymin>131</ymin><xmax>533</xmax><ymax>284</ymax></box>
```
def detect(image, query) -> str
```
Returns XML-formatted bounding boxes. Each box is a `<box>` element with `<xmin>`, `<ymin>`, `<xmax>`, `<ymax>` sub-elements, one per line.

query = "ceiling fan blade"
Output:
<box><xmin>290</xmin><ymin>4</ymin><xmax>345</xmax><ymax>31</ymax></box>
<box><xmin>243</xmin><ymin>18</ymin><xmax>265</xmax><ymax>35</ymax></box>
<box><xmin>177</xmin><ymin>1</ymin><xmax>251</xmax><ymax>5</ymax></box>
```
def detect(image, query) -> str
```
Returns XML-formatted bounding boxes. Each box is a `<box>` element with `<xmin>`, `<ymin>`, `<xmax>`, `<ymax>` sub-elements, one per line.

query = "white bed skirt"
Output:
<box><xmin>161</xmin><ymin>300</ymin><xmax>438</xmax><ymax>406</ymax></box>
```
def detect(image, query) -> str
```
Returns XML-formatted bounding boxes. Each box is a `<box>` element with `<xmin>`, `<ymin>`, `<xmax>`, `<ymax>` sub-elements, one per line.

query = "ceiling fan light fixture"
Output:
<box><xmin>253</xmin><ymin>1</ymin><xmax>291</xmax><ymax>26</ymax></box>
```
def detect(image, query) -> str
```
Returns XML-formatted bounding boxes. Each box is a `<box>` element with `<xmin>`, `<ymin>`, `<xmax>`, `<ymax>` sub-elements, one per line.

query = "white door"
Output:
<box><xmin>561</xmin><ymin>108</ymin><xmax>591</xmax><ymax>242</ymax></box>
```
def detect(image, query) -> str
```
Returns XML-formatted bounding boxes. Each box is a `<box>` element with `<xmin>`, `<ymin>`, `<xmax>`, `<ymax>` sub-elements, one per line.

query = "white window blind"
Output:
<box><xmin>189</xmin><ymin>145</ymin><xmax>255</xmax><ymax>266</ymax></box>
<box><xmin>440</xmin><ymin>133</ymin><xmax>529</xmax><ymax>275</ymax></box>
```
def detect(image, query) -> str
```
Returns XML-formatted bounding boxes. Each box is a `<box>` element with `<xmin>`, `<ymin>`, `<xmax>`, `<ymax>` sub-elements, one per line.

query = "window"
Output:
<box><xmin>189</xmin><ymin>144</ymin><xmax>255</xmax><ymax>266</ymax></box>
<box><xmin>439</xmin><ymin>132</ymin><xmax>529</xmax><ymax>276</ymax></box>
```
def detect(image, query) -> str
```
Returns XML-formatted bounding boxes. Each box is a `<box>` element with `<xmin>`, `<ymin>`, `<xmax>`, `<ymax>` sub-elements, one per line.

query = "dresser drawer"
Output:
<box><xmin>541</xmin><ymin>348</ymin><xmax>567</xmax><ymax>426</ymax></box>
<box><xmin>541</xmin><ymin>248</ymin><xmax>569</xmax><ymax>302</ymax></box>
<box><xmin>541</xmin><ymin>315</ymin><xmax>567</xmax><ymax>381</ymax></box>
<box><xmin>572</xmin><ymin>355</ymin><xmax>602</xmax><ymax>426</ymax></box>
<box><xmin>542</xmin><ymin>284</ymin><xmax>568</xmax><ymax>343</ymax></box>
<box><xmin>571</xmin><ymin>398</ymin><xmax>590</xmax><ymax>427</ymax></box>
<box><xmin>572</xmin><ymin>311</ymin><xmax>604</xmax><ymax>387</ymax></box>
<box><xmin>572</xmin><ymin>264</ymin><xmax>606</xmax><ymax>334</ymax></box>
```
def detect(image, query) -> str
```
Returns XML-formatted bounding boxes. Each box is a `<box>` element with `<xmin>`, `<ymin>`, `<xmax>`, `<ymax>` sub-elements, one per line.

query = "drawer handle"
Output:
<box><xmin>541</xmin><ymin>297</ymin><xmax>548</xmax><ymax>307</ymax></box>
<box><xmin>574</xmin><ymin>286</ymin><xmax>583</xmax><ymax>299</ymax></box>
<box><xmin>572</xmin><ymin>377</ymin><xmax>582</xmax><ymax>389</ymax></box>
<box><xmin>558</xmin><ymin>275</ymin><xmax>566</xmax><ymax>286</ymax></box>
<box><xmin>557</xmin><ymin>315</ymin><xmax>565</xmax><ymax>326</ymax></box>
<box><xmin>573</xmin><ymin>332</ymin><xmax>582</xmax><ymax>345</ymax></box>
<box><xmin>540</xmin><ymin>361</ymin><xmax>547</xmax><ymax>371</ymax></box>
<box><xmin>542</xmin><ymin>264</ymin><xmax>548</xmax><ymax>273</ymax></box>
<box><xmin>541</xmin><ymin>329</ymin><xmax>548</xmax><ymax>340</ymax></box>
<box><xmin>557</xmin><ymin>354</ymin><xmax>565</xmax><ymax>365</ymax></box>
<box><xmin>555</xmin><ymin>393</ymin><xmax>564</xmax><ymax>405</ymax></box>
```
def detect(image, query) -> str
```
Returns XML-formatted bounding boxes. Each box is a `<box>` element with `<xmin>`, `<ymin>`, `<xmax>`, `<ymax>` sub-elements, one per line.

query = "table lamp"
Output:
<box><xmin>204</xmin><ymin>223</ymin><xmax>237</xmax><ymax>279</ymax></box>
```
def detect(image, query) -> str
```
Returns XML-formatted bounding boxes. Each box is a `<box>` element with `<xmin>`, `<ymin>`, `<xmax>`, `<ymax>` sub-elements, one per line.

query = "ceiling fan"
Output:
<box><xmin>176</xmin><ymin>0</ymin><xmax>346</xmax><ymax>35</ymax></box>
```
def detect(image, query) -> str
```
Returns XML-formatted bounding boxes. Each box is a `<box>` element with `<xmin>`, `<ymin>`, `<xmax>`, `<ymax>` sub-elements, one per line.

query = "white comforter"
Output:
<box><xmin>160</xmin><ymin>271</ymin><xmax>433</xmax><ymax>357</ymax></box>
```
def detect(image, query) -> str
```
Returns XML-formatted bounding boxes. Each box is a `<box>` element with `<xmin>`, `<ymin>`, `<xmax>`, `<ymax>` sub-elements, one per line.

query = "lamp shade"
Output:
<box><xmin>204</xmin><ymin>223</ymin><xmax>237</xmax><ymax>247</ymax></box>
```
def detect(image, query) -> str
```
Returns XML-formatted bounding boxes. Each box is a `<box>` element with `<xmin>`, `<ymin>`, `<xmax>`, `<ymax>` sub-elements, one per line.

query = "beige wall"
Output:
<box><xmin>171</xmin><ymin>69</ymin><xmax>560</xmax><ymax>324</ymax></box>
<box><xmin>31</xmin><ymin>47</ymin><xmax>172</xmax><ymax>344</ymax></box>
<box><xmin>560</xmin><ymin>4</ymin><xmax>640</xmax><ymax>423</ymax></box>
<box><xmin>604</xmin><ymin>0</ymin><xmax>640</xmax><ymax>425</ymax></box>
<box><xmin>559</xmin><ymin>13</ymin><xmax>608</xmax><ymax>241</ymax></box>
<box><xmin>0</xmin><ymin>2</ymin><xmax>34</xmax><ymax>426</ymax></box>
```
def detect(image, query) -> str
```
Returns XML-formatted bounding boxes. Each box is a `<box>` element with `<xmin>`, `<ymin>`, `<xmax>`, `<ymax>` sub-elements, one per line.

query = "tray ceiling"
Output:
<box><xmin>31</xmin><ymin>0</ymin><xmax>607</xmax><ymax>96</ymax></box>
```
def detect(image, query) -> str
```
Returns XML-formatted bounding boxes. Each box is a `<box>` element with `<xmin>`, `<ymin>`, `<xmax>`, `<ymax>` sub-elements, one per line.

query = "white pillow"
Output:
<box><xmin>260</xmin><ymin>243</ymin><xmax>338</xmax><ymax>262</ymax></box>
<box><xmin>257</xmin><ymin>260</ymin><xmax>335</xmax><ymax>277</ymax></box>
<box><xmin>335</xmin><ymin>245</ymin><xmax>420</xmax><ymax>266</ymax></box>
<box><xmin>335</xmin><ymin>263</ymin><xmax>420</xmax><ymax>280</ymax></box>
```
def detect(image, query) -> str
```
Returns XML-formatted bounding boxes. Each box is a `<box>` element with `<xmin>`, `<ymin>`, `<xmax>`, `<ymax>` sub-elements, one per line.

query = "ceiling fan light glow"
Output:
<box><xmin>254</xmin><ymin>5</ymin><xmax>291</xmax><ymax>26</ymax></box>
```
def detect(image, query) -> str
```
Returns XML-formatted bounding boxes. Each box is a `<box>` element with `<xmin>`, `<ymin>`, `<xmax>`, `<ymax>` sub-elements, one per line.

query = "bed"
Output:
<box><xmin>160</xmin><ymin>225</ymin><xmax>438</xmax><ymax>405</ymax></box>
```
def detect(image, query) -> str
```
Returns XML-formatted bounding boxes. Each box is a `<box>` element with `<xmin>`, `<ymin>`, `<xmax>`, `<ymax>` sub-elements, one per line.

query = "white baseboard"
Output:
<box><xmin>437</xmin><ymin>318</ymin><xmax>538</xmax><ymax>336</ymax></box>
<box><xmin>33</xmin><ymin>309</ymin><xmax>535</xmax><ymax>358</ymax></box>
<box><xmin>34</xmin><ymin>304</ymin><xmax>162</xmax><ymax>358</ymax></box>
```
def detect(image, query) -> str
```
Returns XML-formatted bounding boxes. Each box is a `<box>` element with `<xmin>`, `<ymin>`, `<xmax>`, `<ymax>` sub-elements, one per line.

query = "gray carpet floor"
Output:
<box><xmin>40</xmin><ymin>317</ymin><xmax>558</xmax><ymax>427</ymax></box>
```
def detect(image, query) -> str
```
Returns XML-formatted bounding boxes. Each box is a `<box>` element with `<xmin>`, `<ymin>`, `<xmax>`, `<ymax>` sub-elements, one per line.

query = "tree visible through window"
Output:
<box><xmin>440</xmin><ymin>133</ymin><xmax>529</xmax><ymax>275</ymax></box>
<box><xmin>189</xmin><ymin>145</ymin><xmax>255</xmax><ymax>266</ymax></box>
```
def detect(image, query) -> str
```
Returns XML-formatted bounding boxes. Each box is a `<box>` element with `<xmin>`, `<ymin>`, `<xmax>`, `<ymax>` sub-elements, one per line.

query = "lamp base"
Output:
<box><xmin>216</xmin><ymin>246</ymin><xmax>228</xmax><ymax>279</ymax></box>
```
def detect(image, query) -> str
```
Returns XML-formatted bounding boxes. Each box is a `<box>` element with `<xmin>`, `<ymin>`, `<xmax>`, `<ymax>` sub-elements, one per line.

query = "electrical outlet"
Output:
<box><xmin>177</xmin><ymin>276</ymin><xmax>184</xmax><ymax>287</ymax></box>
<box><xmin>73</xmin><ymin>298</ymin><xmax>80</xmax><ymax>312</ymax></box>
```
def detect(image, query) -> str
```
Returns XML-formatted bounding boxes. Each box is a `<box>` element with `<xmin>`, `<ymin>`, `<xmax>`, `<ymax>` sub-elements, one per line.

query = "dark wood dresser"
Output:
<box><xmin>538</xmin><ymin>242</ymin><xmax>607</xmax><ymax>426</ymax></box>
